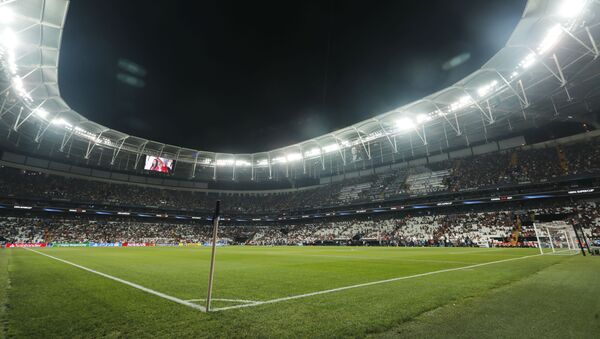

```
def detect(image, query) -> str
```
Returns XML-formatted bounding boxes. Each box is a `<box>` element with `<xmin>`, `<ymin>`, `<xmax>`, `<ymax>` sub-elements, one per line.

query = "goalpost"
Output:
<box><xmin>533</xmin><ymin>221</ymin><xmax>580</xmax><ymax>255</ymax></box>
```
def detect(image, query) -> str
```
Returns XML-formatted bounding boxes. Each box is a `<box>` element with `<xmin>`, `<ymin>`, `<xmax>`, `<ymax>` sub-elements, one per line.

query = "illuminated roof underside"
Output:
<box><xmin>0</xmin><ymin>0</ymin><xmax>600</xmax><ymax>181</ymax></box>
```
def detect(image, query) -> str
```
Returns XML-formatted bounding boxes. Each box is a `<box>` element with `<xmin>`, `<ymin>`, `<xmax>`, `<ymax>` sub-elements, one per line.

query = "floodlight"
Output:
<box><xmin>396</xmin><ymin>117</ymin><xmax>415</xmax><ymax>131</ymax></box>
<box><xmin>304</xmin><ymin>148</ymin><xmax>321</xmax><ymax>157</ymax></box>
<box><xmin>235</xmin><ymin>160</ymin><xmax>250</xmax><ymax>167</ymax></box>
<box><xmin>520</xmin><ymin>53</ymin><xmax>536</xmax><ymax>69</ymax></box>
<box><xmin>415</xmin><ymin>114</ymin><xmax>431</xmax><ymax>124</ymax></box>
<box><xmin>449</xmin><ymin>96</ymin><xmax>473</xmax><ymax>112</ymax></box>
<box><xmin>34</xmin><ymin>108</ymin><xmax>48</xmax><ymax>118</ymax></box>
<box><xmin>216</xmin><ymin>159</ymin><xmax>235</xmax><ymax>166</ymax></box>
<box><xmin>322</xmin><ymin>144</ymin><xmax>339</xmax><ymax>153</ymax></box>
<box><xmin>273</xmin><ymin>156</ymin><xmax>287</xmax><ymax>163</ymax></box>
<box><xmin>0</xmin><ymin>28</ymin><xmax>17</xmax><ymax>49</ymax></box>
<box><xmin>11</xmin><ymin>75</ymin><xmax>23</xmax><ymax>89</ymax></box>
<box><xmin>286</xmin><ymin>153</ymin><xmax>302</xmax><ymax>161</ymax></box>
<box><xmin>51</xmin><ymin>118</ymin><xmax>72</xmax><ymax>127</ymax></box>
<box><xmin>477</xmin><ymin>80</ymin><xmax>498</xmax><ymax>97</ymax></box>
<box><xmin>558</xmin><ymin>0</ymin><xmax>586</xmax><ymax>18</ymax></box>
<box><xmin>11</xmin><ymin>76</ymin><xmax>30</xmax><ymax>100</ymax></box>
<box><xmin>477</xmin><ymin>86</ymin><xmax>488</xmax><ymax>97</ymax></box>
<box><xmin>538</xmin><ymin>24</ymin><xmax>562</xmax><ymax>54</ymax></box>
<box><xmin>6</xmin><ymin>52</ymin><xmax>16</xmax><ymax>74</ymax></box>
<box><xmin>0</xmin><ymin>7</ymin><xmax>14</xmax><ymax>24</ymax></box>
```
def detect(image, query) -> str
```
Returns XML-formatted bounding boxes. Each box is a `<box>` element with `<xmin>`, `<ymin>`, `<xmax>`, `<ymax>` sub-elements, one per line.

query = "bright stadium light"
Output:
<box><xmin>11</xmin><ymin>75</ymin><xmax>23</xmax><ymax>90</ymax></box>
<box><xmin>51</xmin><ymin>118</ymin><xmax>72</xmax><ymax>127</ymax></box>
<box><xmin>235</xmin><ymin>160</ymin><xmax>251</xmax><ymax>167</ymax></box>
<box><xmin>11</xmin><ymin>76</ymin><xmax>31</xmax><ymax>100</ymax></box>
<box><xmin>5</xmin><ymin>51</ymin><xmax>16</xmax><ymax>74</ymax></box>
<box><xmin>272</xmin><ymin>156</ymin><xmax>287</xmax><ymax>163</ymax></box>
<box><xmin>0</xmin><ymin>7</ymin><xmax>14</xmax><ymax>23</ymax></box>
<box><xmin>477</xmin><ymin>80</ymin><xmax>498</xmax><ymax>97</ymax></box>
<box><xmin>449</xmin><ymin>96</ymin><xmax>473</xmax><ymax>112</ymax></box>
<box><xmin>415</xmin><ymin>114</ymin><xmax>431</xmax><ymax>124</ymax></box>
<box><xmin>286</xmin><ymin>153</ymin><xmax>302</xmax><ymax>162</ymax></box>
<box><xmin>216</xmin><ymin>159</ymin><xmax>234</xmax><ymax>166</ymax></box>
<box><xmin>538</xmin><ymin>24</ymin><xmax>562</xmax><ymax>54</ymax></box>
<box><xmin>304</xmin><ymin>148</ymin><xmax>321</xmax><ymax>157</ymax></box>
<box><xmin>0</xmin><ymin>28</ymin><xmax>17</xmax><ymax>49</ymax></box>
<box><xmin>322</xmin><ymin>144</ymin><xmax>339</xmax><ymax>153</ymax></box>
<box><xmin>558</xmin><ymin>0</ymin><xmax>586</xmax><ymax>18</ymax></box>
<box><xmin>395</xmin><ymin>117</ymin><xmax>415</xmax><ymax>131</ymax></box>
<box><xmin>520</xmin><ymin>53</ymin><xmax>536</xmax><ymax>69</ymax></box>
<box><xmin>12</xmin><ymin>76</ymin><xmax>27</xmax><ymax>96</ymax></box>
<box><xmin>34</xmin><ymin>108</ymin><xmax>48</xmax><ymax>119</ymax></box>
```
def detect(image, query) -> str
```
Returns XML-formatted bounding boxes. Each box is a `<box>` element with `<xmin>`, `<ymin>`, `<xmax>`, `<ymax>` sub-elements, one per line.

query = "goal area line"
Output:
<box><xmin>23</xmin><ymin>248</ymin><xmax>565</xmax><ymax>313</ymax></box>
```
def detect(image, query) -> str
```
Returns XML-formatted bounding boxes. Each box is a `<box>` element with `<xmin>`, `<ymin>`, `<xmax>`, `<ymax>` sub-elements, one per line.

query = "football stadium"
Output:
<box><xmin>1</xmin><ymin>0</ymin><xmax>600</xmax><ymax>337</ymax></box>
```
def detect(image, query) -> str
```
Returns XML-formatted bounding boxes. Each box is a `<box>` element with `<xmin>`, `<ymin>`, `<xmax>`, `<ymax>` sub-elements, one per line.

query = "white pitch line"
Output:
<box><xmin>186</xmin><ymin>298</ymin><xmax>260</xmax><ymax>304</ymax></box>
<box><xmin>211</xmin><ymin>253</ymin><xmax>545</xmax><ymax>312</ymax></box>
<box><xmin>289</xmin><ymin>253</ymin><xmax>473</xmax><ymax>265</ymax></box>
<box><xmin>23</xmin><ymin>248</ymin><xmax>206</xmax><ymax>312</ymax></box>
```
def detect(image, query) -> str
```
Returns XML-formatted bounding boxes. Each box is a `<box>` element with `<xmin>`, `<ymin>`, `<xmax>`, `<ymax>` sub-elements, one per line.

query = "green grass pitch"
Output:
<box><xmin>1</xmin><ymin>246</ymin><xmax>599</xmax><ymax>338</ymax></box>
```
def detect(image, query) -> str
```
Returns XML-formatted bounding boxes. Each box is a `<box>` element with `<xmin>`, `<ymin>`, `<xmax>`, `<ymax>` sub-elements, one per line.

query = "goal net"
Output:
<box><xmin>533</xmin><ymin>221</ymin><xmax>579</xmax><ymax>255</ymax></box>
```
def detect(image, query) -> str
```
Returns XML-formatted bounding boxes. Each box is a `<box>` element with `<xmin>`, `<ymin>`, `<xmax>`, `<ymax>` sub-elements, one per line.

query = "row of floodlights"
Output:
<box><xmin>0</xmin><ymin>0</ymin><xmax>589</xmax><ymax>167</ymax></box>
<box><xmin>395</xmin><ymin>0</ymin><xmax>588</xmax><ymax>131</ymax></box>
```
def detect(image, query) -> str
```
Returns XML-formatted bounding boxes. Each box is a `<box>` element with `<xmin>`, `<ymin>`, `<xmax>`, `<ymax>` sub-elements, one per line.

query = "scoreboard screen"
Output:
<box><xmin>144</xmin><ymin>156</ymin><xmax>174</xmax><ymax>174</ymax></box>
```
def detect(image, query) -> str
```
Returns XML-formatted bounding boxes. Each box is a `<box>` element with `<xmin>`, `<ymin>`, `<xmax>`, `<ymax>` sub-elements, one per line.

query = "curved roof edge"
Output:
<box><xmin>0</xmin><ymin>0</ymin><xmax>598</xmax><ymax>171</ymax></box>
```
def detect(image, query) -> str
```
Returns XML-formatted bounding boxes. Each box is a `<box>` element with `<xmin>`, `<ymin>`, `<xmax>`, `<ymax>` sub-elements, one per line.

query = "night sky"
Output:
<box><xmin>58</xmin><ymin>0</ymin><xmax>525</xmax><ymax>153</ymax></box>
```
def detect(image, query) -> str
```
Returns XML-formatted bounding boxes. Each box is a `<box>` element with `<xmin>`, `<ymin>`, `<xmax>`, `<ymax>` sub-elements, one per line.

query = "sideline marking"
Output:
<box><xmin>23</xmin><ymin>248</ymin><xmax>207</xmax><ymax>312</ymax></box>
<box><xmin>211</xmin><ymin>253</ymin><xmax>546</xmax><ymax>311</ymax></box>
<box><xmin>288</xmin><ymin>253</ymin><xmax>473</xmax><ymax>265</ymax></box>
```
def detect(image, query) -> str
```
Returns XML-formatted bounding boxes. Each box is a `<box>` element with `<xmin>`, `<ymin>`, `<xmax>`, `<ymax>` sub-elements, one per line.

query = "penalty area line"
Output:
<box><xmin>211</xmin><ymin>252</ymin><xmax>544</xmax><ymax>312</ymax></box>
<box><xmin>23</xmin><ymin>248</ymin><xmax>207</xmax><ymax>312</ymax></box>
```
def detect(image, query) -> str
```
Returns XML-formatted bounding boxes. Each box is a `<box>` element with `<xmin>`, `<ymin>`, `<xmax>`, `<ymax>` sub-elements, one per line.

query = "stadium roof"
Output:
<box><xmin>0</xmin><ymin>0</ymin><xmax>599</xmax><ymax>177</ymax></box>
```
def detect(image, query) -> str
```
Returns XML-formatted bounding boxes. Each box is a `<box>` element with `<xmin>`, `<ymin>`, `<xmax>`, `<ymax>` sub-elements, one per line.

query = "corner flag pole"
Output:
<box><xmin>206</xmin><ymin>200</ymin><xmax>221</xmax><ymax>312</ymax></box>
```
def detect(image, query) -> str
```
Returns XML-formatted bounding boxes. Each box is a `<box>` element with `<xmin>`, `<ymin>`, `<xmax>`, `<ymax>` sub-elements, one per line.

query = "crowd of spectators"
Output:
<box><xmin>563</xmin><ymin>140</ymin><xmax>600</xmax><ymax>175</ymax></box>
<box><xmin>1</xmin><ymin>138</ymin><xmax>600</xmax><ymax>214</ymax></box>
<box><xmin>3</xmin><ymin>201</ymin><xmax>598</xmax><ymax>246</ymax></box>
<box><xmin>445</xmin><ymin>140</ymin><xmax>600</xmax><ymax>192</ymax></box>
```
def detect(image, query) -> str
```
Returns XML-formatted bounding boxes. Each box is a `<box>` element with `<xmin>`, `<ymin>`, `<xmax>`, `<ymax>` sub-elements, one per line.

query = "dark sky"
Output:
<box><xmin>59</xmin><ymin>0</ymin><xmax>526</xmax><ymax>153</ymax></box>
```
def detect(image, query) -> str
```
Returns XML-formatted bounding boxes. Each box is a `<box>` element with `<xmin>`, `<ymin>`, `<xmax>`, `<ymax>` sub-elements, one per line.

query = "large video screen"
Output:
<box><xmin>144</xmin><ymin>156</ymin><xmax>174</xmax><ymax>174</ymax></box>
